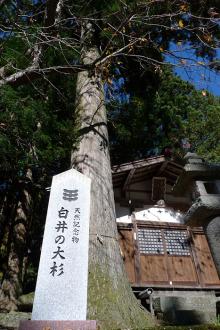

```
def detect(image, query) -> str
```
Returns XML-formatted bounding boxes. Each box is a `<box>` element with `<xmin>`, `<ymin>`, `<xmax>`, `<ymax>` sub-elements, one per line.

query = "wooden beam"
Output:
<box><xmin>156</xmin><ymin>160</ymin><xmax>168</xmax><ymax>176</ymax></box>
<box><xmin>164</xmin><ymin>171</ymin><xmax>179</xmax><ymax>179</ymax></box>
<box><xmin>165</xmin><ymin>165</ymin><xmax>183</xmax><ymax>175</ymax></box>
<box><xmin>123</xmin><ymin>169</ymin><xmax>136</xmax><ymax>192</ymax></box>
<box><xmin>151</xmin><ymin>177</ymin><xmax>166</xmax><ymax>201</ymax></box>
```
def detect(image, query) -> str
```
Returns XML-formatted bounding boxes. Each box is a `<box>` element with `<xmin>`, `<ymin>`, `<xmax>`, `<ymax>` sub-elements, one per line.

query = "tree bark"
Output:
<box><xmin>71</xmin><ymin>23</ymin><xmax>154</xmax><ymax>329</ymax></box>
<box><xmin>0</xmin><ymin>176</ymin><xmax>33</xmax><ymax>312</ymax></box>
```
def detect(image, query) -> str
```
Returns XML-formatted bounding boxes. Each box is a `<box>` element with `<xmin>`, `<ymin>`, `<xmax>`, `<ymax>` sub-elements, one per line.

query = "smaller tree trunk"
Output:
<box><xmin>0</xmin><ymin>174</ymin><xmax>33</xmax><ymax>312</ymax></box>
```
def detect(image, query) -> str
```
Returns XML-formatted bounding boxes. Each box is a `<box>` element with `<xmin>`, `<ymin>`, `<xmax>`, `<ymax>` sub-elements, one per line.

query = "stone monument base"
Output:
<box><xmin>19</xmin><ymin>320</ymin><xmax>97</xmax><ymax>330</ymax></box>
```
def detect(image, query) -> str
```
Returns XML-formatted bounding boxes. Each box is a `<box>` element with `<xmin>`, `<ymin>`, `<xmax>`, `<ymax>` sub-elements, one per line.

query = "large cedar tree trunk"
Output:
<box><xmin>71</xmin><ymin>23</ymin><xmax>154</xmax><ymax>330</ymax></box>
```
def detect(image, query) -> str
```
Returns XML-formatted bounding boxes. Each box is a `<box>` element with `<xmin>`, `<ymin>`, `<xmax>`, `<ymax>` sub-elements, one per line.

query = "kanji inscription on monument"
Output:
<box><xmin>32</xmin><ymin>169</ymin><xmax>91</xmax><ymax>321</ymax></box>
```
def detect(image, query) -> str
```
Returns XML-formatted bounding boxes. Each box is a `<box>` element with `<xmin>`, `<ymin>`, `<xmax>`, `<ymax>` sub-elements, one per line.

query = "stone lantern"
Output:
<box><xmin>173</xmin><ymin>153</ymin><xmax>220</xmax><ymax>275</ymax></box>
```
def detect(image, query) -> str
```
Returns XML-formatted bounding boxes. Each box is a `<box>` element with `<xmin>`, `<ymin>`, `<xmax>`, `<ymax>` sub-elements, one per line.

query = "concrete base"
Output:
<box><xmin>152</xmin><ymin>290</ymin><xmax>217</xmax><ymax>325</ymax></box>
<box><xmin>18</xmin><ymin>320</ymin><xmax>97</xmax><ymax>330</ymax></box>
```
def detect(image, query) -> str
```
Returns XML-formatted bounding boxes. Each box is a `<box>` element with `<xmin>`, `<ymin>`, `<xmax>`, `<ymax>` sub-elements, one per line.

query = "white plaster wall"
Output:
<box><xmin>115</xmin><ymin>203</ymin><xmax>184</xmax><ymax>224</ymax></box>
<box><xmin>115</xmin><ymin>203</ymin><xmax>131</xmax><ymax>223</ymax></box>
<box><xmin>134</xmin><ymin>206</ymin><xmax>184</xmax><ymax>223</ymax></box>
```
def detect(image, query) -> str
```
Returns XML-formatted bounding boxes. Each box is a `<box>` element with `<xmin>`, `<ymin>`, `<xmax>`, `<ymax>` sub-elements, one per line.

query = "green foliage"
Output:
<box><xmin>0</xmin><ymin>75</ymin><xmax>77</xmax><ymax>290</ymax></box>
<box><xmin>0</xmin><ymin>78</ymin><xmax>76</xmax><ymax>176</ymax></box>
<box><xmin>154</xmin><ymin>71</ymin><xmax>220</xmax><ymax>162</ymax></box>
<box><xmin>108</xmin><ymin>69</ymin><xmax>220</xmax><ymax>164</ymax></box>
<box><xmin>108</xmin><ymin>94</ymin><xmax>156</xmax><ymax>164</ymax></box>
<box><xmin>214</xmin><ymin>314</ymin><xmax>220</xmax><ymax>326</ymax></box>
<box><xmin>186</xmin><ymin>102</ymin><xmax>220</xmax><ymax>162</ymax></box>
<box><xmin>0</xmin><ymin>37</ymin><xmax>29</xmax><ymax>71</ymax></box>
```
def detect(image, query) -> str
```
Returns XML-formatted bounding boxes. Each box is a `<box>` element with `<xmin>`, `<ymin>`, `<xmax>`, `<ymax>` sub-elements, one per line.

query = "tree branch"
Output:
<box><xmin>94</xmin><ymin>39</ymin><xmax>141</xmax><ymax>67</ymax></box>
<box><xmin>0</xmin><ymin>0</ymin><xmax>7</xmax><ymax>8</ymax></box>
<box><xmin>0</xmin><ymin>0</ymin><xmax>71</xmax><ymax>87</ymax></box>
<box><xmin>0</xmin><ymin>65</ymin><xmax>90</xmax><ymax>87</ymax></box>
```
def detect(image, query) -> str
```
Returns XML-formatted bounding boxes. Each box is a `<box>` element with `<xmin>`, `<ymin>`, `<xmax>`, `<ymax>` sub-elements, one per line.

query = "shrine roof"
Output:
<box><xmin>112</xmin><ymin>156</ymin><xmax>183</xmax><ymax>188</ymax></box>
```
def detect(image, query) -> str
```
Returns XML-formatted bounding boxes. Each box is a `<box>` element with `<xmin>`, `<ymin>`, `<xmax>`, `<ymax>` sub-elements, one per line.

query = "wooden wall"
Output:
<box><xmin>118</xmin><ymin>222</ymin><xmax>220</xmax><ymax>288</ymax></box>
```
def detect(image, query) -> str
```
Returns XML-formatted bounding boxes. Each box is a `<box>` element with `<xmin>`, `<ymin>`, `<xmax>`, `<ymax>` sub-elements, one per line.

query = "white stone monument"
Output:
<box><xmin>32</xmin><ymin>169</ymin><xmax>91</xmax><ymax>321</ymax></box>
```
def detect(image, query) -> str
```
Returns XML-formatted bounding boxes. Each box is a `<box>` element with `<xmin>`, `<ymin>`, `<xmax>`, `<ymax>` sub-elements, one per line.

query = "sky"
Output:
<box><xmin>165</xmin><ymin>45</ymin><xmax>220</xmax><ymax>96</ymax></box>
<box><xmin>174</xmin><ymin>62</ymin><xmax>220</xmax><ymax>96</ymax></box>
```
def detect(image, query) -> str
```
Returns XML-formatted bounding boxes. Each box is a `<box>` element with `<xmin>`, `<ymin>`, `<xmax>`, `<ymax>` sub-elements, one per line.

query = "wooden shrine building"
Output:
<box><xmin>112</xmin><ymin>154</ymin><xmax>220</xmax><ymax>324</ymax></box>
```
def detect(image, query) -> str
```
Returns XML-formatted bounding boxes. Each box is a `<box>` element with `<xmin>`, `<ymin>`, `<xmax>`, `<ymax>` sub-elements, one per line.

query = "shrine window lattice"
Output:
<box><xmin>165</xmin><ymin>230</ymin><xmax>190</xmax><ymax>256</ymax></box>
<box><xmin>137</xmin><ymin>228</ymin><xmax>190</xmax><ymax>256</ymax></box>
<box><xmin>138</xmin><ymin>229</ymin><xmax>164</xmax><ymax>254</ymax></box>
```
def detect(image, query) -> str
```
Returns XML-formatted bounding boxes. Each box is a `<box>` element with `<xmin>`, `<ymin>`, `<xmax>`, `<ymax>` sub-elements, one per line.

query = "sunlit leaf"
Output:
<box><xmin>180</xmin><ymin>4</ymin><xmax>189</xmax><ymax>12</ymax></box>
<box><xmin>178</xmin><ymin>20</ymin><xmax>184</xmax><ymax>28</ymax></box>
